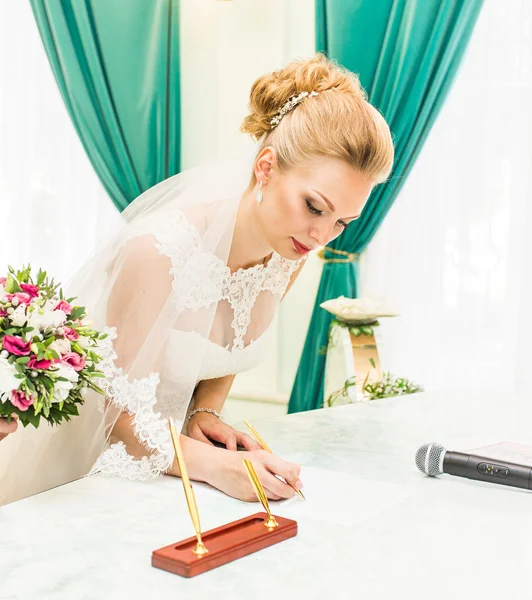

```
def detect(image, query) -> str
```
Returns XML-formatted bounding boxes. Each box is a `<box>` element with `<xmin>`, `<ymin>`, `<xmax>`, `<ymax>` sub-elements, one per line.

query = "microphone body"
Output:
<box><xmin>416</xmin><ymin>443</ymin><xmax>532</xmax><ymax>491</ymax></box>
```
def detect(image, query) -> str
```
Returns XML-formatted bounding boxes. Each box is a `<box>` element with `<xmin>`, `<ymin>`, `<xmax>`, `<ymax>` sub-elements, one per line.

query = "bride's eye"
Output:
<box><xmin>305</xmin><ymin>198</ymin><xmax>323</xmax><ymax>216</ymax></box>
<box><xmin>337</xmin><ymin>220</ymin><xmax>349</xmax><ymax>229</ymax></box>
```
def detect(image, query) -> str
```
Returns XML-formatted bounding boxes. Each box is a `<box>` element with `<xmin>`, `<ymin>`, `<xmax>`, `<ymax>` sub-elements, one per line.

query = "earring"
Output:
<box><xmin>256</xmin><ymin>180</ymin><xmax>263</xmax><ymax>204</ymax></box>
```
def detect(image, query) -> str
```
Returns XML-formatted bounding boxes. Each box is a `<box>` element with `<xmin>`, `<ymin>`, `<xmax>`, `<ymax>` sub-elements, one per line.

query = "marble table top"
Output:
<box><xmin>1</xmin><ymin>390</ymin><xmax>531</xmax><ymax>600</ymax></box>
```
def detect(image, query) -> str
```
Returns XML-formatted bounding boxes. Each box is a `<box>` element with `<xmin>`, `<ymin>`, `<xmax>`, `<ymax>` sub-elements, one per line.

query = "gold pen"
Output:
<box><xmin>244</xmin><ymin>420</ymin><xmax>305</xmax><ymax>500</ymax></box>
<box><xmin>243</xmin><ymin>459</ymin><xmax>278</xmax><ymax>529</ymax></box>
<box><xmin>168</xmin><ymin>417</ymin><xmax>208</xmax><ymax>556</ymax></box>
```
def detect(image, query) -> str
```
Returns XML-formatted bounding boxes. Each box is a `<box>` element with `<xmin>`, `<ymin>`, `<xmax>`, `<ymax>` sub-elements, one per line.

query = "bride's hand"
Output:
<box><xmin>208</xmin><ymin>448</ymin><xmax>303</xmax><ymax>502</ymax></box>
<box><xmin>187</xmin><ymin>411</ymin><xmax>260</xmax><ymax>451</ymax></box>
<box><xmin>0</xmin><ymin>416</ymin><xmax>18</xmax><ymax>442</ymax></box>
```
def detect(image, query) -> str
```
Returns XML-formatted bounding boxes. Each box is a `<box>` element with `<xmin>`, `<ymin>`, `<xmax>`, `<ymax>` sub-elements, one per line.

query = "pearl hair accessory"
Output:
<box><xmin>269</xmin><ymin>90</ymin><xmax>319</xmax><ymax>129</ymax></box>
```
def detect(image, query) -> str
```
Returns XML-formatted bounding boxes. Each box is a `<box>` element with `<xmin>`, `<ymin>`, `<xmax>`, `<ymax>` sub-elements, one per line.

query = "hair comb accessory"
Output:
<box><xmin>269</xmin><ymin>91</ymin><xmax>318</xmax><ymax>130</ymax></box>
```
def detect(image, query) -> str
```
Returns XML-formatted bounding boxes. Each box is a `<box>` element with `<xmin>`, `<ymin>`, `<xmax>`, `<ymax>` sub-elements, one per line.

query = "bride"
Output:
<box><xmin>0</xmin><ymin>54</ymin><xmax>393</xmax><ymax>505</ymax></box>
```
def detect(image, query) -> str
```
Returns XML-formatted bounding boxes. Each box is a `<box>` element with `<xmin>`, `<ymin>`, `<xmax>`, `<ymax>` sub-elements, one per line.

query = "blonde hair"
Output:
<box><xmin>241</xmin><ymin>54</ymin><xmax>394</xmax><ymax>184</ymax></box>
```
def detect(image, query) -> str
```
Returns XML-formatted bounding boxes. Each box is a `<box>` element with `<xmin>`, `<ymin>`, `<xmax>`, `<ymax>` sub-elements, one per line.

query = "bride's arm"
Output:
<box><xmin>192</xmin><ymin>374</ymin><xmax>235</xmax><ymax>415</ymax></box>
<box><xmin>110</xmin><ymin>410</ymin><xmax>217</xmax><ymax>481</ymax></box>
<box><xmin>110</xmin><ymin>401</ymin><xmax>301</xmax><ymax>502</ymax></box>
<box><xmin>187</xmin><ymin>376</ymin><xmax>259</xmax><ymax>450</ymax></box>
<box><xmin>102</xmin><ymin>237</ymin><xmax>190</xmax><ymax>471</ymax></box>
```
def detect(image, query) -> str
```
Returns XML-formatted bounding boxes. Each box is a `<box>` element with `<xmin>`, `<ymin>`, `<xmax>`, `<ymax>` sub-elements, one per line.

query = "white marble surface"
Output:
<box><xmin>1</xmin><ymin>390</ymin><xmax>532</xmax><ymax>600</ymax></box>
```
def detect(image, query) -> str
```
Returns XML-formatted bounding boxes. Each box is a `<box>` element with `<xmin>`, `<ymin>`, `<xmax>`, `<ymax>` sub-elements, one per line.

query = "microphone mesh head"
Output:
<box><xmin>415</xmin><ymin>443</ymin><xmax>445</xmax><ymax>476</ymax></box>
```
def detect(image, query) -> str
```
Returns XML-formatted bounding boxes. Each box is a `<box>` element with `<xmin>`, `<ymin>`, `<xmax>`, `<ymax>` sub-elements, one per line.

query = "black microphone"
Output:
<box><xmin>415</xmin><ymin>442</ymin><xmax>532</xmax><ymax>491</ymax></box>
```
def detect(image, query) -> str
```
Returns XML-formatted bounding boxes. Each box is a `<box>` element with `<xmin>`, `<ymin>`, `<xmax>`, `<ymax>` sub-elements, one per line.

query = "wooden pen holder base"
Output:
<box><xmin>152</xmin><ymin>512</ymin><xmax>298</xmax><ymax>578</ymax></box>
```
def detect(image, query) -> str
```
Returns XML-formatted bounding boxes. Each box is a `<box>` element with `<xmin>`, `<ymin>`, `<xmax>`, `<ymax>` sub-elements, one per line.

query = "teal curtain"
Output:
<box><xmin>30</xmin><ymin>0</ymin><xmax>180</xmax><ymax>212</ymax></box>
<box><xmin>289</xmin><ymin>0</ymin><xmax>484</xmax><ymax>414</ymax></box>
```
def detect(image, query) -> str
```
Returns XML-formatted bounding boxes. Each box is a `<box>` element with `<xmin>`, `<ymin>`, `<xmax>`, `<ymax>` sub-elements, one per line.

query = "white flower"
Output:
<box><xmin>0</xmin><ymin>357</ymin><xmax>20</xmax><ymax>397</ymax></box>
<box><xmin>9</xmin><ymin>305</ymin><xmax>27</xmax><ymax>327</ymax></box>
<box><xmin>52</xmin><ymin>380</ymin><xmax>72</xmax><ymax>403</ymax></box>
<box><xmin>51</xmin><ymin>362</ymin><xmax>78</xmax><ymax>403</ymax></box>
<box><xmin>42</xmin><ymin>300</ymin><xmax>56</xmax><ymax>312</ymax></box>
<box><xmin>28</xmin><ymin>309</ymin><xmax>67</xmax><ymax>332</ymax></box>
<box><xmin>76</xmin><ymin>335</ymin><xmax>91</xmax><ymax>349</ymax></box>
<box><xmin>50</xmin><ymin>339</ymin><xmax>71</xmax><ymax>356</ymax></box>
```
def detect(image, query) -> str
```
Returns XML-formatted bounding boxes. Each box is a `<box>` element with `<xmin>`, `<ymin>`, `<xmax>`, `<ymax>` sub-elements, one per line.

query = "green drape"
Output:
<box><xmin>30</xmin><ymin>0</ymin><xmax>180</xmax><ymax>212</ymax></box>
<box><xmin>289</xmin><ymin>0</ymin><xmax>484</xmax><ymax>414</ymax></box>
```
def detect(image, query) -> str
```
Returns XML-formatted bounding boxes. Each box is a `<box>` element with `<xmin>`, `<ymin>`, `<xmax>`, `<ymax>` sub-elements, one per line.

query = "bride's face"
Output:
<box><xmin>256</xmin><ymin>149</ymin><xmax>374</xmax><ymax>259</ymax></box>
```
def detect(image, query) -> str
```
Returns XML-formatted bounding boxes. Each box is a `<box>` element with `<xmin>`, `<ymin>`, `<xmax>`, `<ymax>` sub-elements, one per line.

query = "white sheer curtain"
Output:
<box><xmin>361</xmin><ymin>0</ymin><xmax>532</xmax><ymax>393</ymax></box>
<box><xmin>0</xmin><ymin>2</ymin><xmax>120</xmax><ymax>285</ymax></box>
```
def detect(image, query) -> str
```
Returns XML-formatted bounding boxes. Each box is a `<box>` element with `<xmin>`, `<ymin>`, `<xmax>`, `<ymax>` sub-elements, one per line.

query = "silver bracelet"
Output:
<box><xmin>188</xmin><ymin>407</ymin><xmax>222</xmax><ymax>422</ymax></box>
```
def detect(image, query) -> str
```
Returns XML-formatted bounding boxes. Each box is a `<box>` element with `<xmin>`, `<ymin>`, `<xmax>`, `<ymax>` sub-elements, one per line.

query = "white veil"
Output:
<box><xmin>0</xmin><ymin>140</ymin><xmax>301</xmax><ymax>503</ymax></box>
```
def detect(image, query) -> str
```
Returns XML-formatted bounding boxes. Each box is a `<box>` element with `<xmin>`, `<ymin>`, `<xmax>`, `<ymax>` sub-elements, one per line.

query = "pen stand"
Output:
<box><xmin>152</xmin><ymin>512</ymin><xmax>297</xmax><ymax>578</ymax></box>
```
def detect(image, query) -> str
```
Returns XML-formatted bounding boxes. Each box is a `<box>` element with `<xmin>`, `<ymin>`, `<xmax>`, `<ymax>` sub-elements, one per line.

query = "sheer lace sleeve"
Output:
<box><xmin>90</xmin><ymin>235</ymin><xmax>178</xmax><ymax>480</ymax></box>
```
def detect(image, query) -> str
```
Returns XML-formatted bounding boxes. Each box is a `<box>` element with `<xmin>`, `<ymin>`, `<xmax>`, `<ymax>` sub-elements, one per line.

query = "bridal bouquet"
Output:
<box><xmin>0</xmin><ymin>266</ymin><xmax>107</xmax><ymax>427</ymax></box>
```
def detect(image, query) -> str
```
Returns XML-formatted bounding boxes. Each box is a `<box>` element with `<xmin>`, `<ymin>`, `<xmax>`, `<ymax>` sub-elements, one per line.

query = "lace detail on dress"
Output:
<box><xmin>263</xmin><ymin>252</ymin><xmax>303</xmax><ymax>295</ymax></box>
<box><xmin>154</xmin><ymin>211</ymin><xmax>226</xmax><ymax>311</ymax></box>
<box><xmin>90</xmin><ymin>442</ymin><xmax>171</xmax><ymax>481</ymax></box>
<box><xmin>89</xmin><ymin>327</ymin><xmax>179</xmax><ymax>481</ymax></box>
<box><xmin>154</xmin><ymin>210</ymin><xmax>303</xmax><ymax>351</ymax></box>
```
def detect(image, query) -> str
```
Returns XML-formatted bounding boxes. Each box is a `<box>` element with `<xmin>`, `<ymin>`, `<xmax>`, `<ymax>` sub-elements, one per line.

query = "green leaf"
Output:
<box><xmin>16</xmin><ymin>356</ymin><xmax>31</xmax><ymax>364</ymax></box>
<box><xmin>41</xmin><ymin>377</ymin><xmax>53</xmax><ymax>391</ymax></box>
<box><xmin>71</xmin><ymin>342</ymin><xmax>85</xmax><ymax>356</ymax></box>
<box><xmin>20</xmin><ymin>410</ymin><xmax>40</xmax><ymax>428</ymax></box>
<box><xmin>5</xmin><ymin>273</ymin><xmax>21</xmax><ymax>294</ymax></box>
<box><xmin>88</xmin><ymin>383</ymin><xmax>105</xmax><ymax>395</ymax></box>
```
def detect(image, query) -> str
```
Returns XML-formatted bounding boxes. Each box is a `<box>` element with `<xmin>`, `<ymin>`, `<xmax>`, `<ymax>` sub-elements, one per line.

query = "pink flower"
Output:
<box><xmin>55</xmin><ymin>300</ymin><xmax>72</xmax><ymax>314</ymax></box>
<box><xmin>20</xmin><ymin>283</ymin><xmax>39</xmax><ymax>298</ymax></box>
<box><xmin>6</xmin><ymin>292</ymin><xmax>32</xmax><ymax>305</ymax></box>
<box><xmin>0</xmin><ymin>277</ymin><xmax>6</xmax><ymax>286</ymax></box>
<box><xmin>0</xmin><ymin>309</ymin><xmax>7</xmax><ymax>317</ymax></box>
<box><xmin>2</xmin><ymin>335</ymin><xmax>31</xmax><ymax>356</ymax></box>
<box><xmin>28</xmin><ymin>356</ymin><xmax>52</xmax><ymax>370</ymax></box>
<box><xmin>62</xmin><ymin>352</ymin><xmax>85</xmax><ymax>371</ymax></box>
<box><xmin>10</xmin><ymin>390</ymin><xmax>34</xmax><ymax>412</ymax></box>
<box><xmin>63</xmin><ymin>326</ymin><xmax>79</xmax><ymax>341</ymax></box>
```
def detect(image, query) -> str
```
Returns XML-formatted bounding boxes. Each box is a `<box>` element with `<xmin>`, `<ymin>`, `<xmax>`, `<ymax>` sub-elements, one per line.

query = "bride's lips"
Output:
<box><xmin>291</xmin><ymin>238</ymin><xmax>312</xmax><ymax>255</ymax></box>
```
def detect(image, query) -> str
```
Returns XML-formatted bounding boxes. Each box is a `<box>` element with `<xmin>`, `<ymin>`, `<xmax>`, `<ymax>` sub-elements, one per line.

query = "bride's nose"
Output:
<box><xmin>310</xmin><ymin>221</ymin><xmax>335</xmax><ymax>247</ymax></box>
